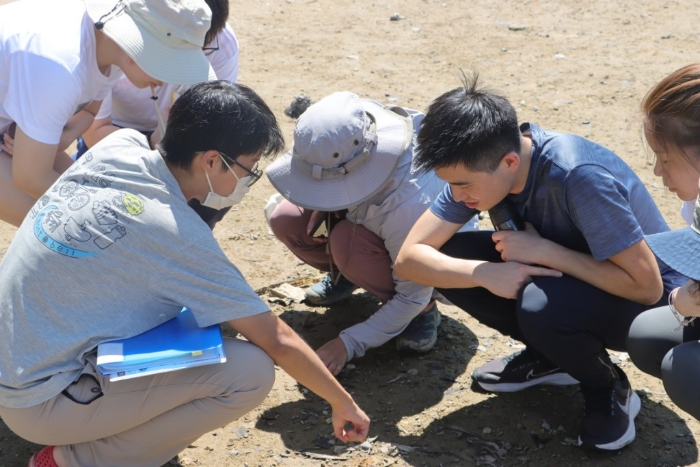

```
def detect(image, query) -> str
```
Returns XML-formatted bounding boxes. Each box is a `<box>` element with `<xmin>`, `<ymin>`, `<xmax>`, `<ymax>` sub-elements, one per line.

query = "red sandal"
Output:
<box><xmin>27</xmin><ymin>446</ymin><xmax>58</xmax><ymax>467</ymax></box>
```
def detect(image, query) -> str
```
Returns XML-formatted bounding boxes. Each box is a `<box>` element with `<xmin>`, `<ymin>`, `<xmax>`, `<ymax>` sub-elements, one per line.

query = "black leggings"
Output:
<box><xmin>627</xmin><ymin>306</ymin><xmax>700</xmax><ymax>420</ymax></box>
<box><xmin>436</xmin><ymin>231</ymin><xmax>665</xmax><ymax>388</ymax></box>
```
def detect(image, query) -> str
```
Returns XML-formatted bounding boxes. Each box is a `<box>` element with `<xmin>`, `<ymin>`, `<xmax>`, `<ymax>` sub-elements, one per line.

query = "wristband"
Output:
<box><xmin>669</xmin><ymin>287</ymin><xmax>697</xmax><ymax>332</ymax></box>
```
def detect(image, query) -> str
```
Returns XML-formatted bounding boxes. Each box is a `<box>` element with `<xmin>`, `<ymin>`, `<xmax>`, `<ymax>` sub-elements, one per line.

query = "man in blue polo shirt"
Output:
<box><xmin>395</xmin><ymin>74</ymin><xmax>685</xmax><ymax>451</ymax></box>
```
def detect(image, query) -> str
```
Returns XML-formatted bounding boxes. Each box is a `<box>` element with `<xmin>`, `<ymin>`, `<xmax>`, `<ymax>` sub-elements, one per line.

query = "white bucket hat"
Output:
<box><xmin>266</xmin><ymin>92</ymin><xmax>414</xmax><ymax>211</ymax></box>
<box><xmin>84</xmin><ymin>0</ymin><xmax>216</xmax><ymax>85</ymax></box>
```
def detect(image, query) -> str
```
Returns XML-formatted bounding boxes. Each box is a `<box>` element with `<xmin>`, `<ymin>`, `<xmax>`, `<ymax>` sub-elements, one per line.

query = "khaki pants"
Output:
<box><xmin>0</xmin><ymin>338</ymin><xmax>275</xmax><ymax>467</ymax></box>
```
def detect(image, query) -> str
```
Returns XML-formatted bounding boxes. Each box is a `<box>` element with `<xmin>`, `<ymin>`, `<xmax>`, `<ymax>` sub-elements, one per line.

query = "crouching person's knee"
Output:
<box><xmin>661</xmin><ymin>341</ymin><xmax>700</xmax><ymax>420</ymax></box>
<box><xmin>218</xmin><ymin>339</ymin><xmax>276</xmax><ymax>415</ymax></box>
<box><xmin>517</xmin><ymin>278</ymin><xmax>556</xmax><ymax>341</ymax></box>
<box><xmin>627</xmin><ymin>307</ymin><xmax>677</xmax><ymax>379</ymax></box>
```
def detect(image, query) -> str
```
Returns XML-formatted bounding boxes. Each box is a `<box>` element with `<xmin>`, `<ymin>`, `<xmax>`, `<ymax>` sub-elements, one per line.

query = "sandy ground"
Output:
<box><xmin>2</xmin><ymin>0</ymin><xmax>700</xmax><ymax>465</ymax></box>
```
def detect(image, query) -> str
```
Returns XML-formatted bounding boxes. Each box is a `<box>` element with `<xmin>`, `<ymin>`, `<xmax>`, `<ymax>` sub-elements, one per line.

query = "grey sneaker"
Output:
<box><xmin>304</xmin><ymin>273</ymin><xmax>358</xmax><ymax>306</ymax></box>
<box><xmin>396</xmin><ymin>303</ymin><xmax>441</xmax><ymax>352</ymax></box>
<box><xmin>578</xmin><ymin>365</ymin><xmax>641</xmax><ymax>451</ymax></box>
<box><xmin>471</xmin><ymin>348</ymin><xmax>579</xmax><ymax>392</ymax></box>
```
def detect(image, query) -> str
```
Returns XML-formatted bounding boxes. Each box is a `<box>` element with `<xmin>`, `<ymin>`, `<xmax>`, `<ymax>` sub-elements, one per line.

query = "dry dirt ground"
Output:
<box><xmin>2</xmin><ymin>0</ymin><xmax>700</xmax><ymax>466</ymax></box>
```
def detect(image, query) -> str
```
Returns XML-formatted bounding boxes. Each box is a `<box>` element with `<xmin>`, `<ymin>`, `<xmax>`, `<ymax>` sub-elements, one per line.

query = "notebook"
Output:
<box><xmin>96</xmin><ymin>307</ymin><xmax>226</xmax><ymax>382</ymax></box>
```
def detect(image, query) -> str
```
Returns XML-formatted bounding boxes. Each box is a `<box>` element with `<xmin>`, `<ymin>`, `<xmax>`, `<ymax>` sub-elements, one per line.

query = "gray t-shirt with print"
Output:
<box><xmin>0</xmin><ymin>129</ymin><xmax>269</xmax><ymax>409</ymax></box>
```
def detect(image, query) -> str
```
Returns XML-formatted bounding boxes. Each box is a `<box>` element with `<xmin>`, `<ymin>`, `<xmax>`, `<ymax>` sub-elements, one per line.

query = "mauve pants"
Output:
<box><xmin>269</xmin><ymin>199</ymin><xmax>395</xmax><ymax>303</ymax></box>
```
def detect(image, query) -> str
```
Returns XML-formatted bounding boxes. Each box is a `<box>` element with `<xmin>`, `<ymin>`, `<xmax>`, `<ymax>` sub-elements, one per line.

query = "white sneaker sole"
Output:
<box><xmin>577</xmin><ymin>390</ymin><xmax>641</xmax><ymax>451</ymax></box>
<box><xmin>476</xmin><ymin>372</ymin><xmax>579</xmax><ymax>393</ymax></box>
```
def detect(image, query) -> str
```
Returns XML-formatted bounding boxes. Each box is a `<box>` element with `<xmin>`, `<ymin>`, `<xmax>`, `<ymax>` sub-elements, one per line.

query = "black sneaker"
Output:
<box><xmin>304</xmin><ymin>273</ymin><xmax>358</xmax><ymax>306</ymax></box>
<box><xmin>471</xmin><ymin>348</ymin><xmax>579</xmax><ymax>392</ymax></box>
<box><xmin>578</xmin><ymin>365</ymin><xmax>641</xmax><ymax>451</ymax></box>
<box><xmin>396</xmin><ymin>303</ymin><xmax>441</xmax><ymax>352</ymax></box>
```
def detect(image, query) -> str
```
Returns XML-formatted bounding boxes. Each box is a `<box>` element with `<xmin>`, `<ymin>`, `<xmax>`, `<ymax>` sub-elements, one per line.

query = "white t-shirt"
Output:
<box><xmin>95</xmin><ymin>24</ymin><xmax>240</xmax><ymax>131</ymax></box>
<box><xmin>0</xmin><ymin>0</ymin><xmax>121</xmax><ymax>144</ymax></box>
<box><xmin>680</xmin><ymin>199</ymin><xmax>694</xmax><ymax>226</ymax></box>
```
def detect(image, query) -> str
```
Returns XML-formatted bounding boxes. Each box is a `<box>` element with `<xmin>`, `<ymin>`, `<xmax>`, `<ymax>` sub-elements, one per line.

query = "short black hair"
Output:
<box><xmin>160</xmin><ymin>81</ymin><xmax>284</xmax><ymax>171</ymax></box>
<box><xmin>204</xmin><ymin>0</ymin><xmax>228</xmax><ymax>46</ymax></box>
<box><xmin>415</xmin><ymin>72</ymin><xmax>521</xmax><ymax>173</ymax></box>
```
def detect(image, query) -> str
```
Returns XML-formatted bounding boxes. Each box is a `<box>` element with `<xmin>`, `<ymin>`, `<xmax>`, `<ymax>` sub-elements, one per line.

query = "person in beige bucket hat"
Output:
<box><xmin>266</xmin><ymin>91</ymin><xmax>479</xmax><ymax>375</ymax></box>
<box><xmin>83</xmin><ymin>0</ymin><xmax>216</xmax><ymax>86</ymax></box>
<box><xmin>0</xmin><ymin>0</ymin><xmax>215</xmax><ymax>228</ymax></box>
<box><xmin>79</xmin><ymin>0</ymin><xmax>238</xmax><ymax>230</ymax></box>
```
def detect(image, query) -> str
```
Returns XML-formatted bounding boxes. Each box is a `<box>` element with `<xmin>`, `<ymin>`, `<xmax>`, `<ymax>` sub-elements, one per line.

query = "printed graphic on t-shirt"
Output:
<box><xmin>119</xmin><ymin>193</ymin><xmax>145</xmax><ymax>216</ymax></box>
<box><xmin>33</xmin><ymin>205</ymin><xmax>96</xmax><ymax>258</ymax></box>
<box><xmin>30</xmin><ymin>161</ymin><xmax>145</xmax><ymax>258</ymax></box>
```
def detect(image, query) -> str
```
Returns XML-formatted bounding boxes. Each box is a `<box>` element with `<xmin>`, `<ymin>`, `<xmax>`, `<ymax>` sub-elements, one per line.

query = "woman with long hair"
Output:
<box><xmin>627</xmin><ymin>63</ymin><xmax>700</xmax><ymax>420</ymax></box>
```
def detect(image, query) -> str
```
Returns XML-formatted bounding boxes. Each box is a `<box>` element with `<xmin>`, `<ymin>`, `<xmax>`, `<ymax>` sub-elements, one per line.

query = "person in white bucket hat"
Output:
<box><xmin>78</xmin><ymin>0</ymin><xmax>239</xmax><ymax>229</ymax></box>
<box><xmin>267</xmin><ymin>91</ymin><xmax>478</xmax><ymax>375</ymax></box>
<box><xmin>0</xmin><ymin>0</ymin><xmax>216</xmax><ymax>227</ymax></box>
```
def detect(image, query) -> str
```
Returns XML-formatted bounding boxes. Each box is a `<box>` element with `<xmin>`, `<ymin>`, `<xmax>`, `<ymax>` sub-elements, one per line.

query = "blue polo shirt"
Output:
<box><xmin>431</xmin><ymin>122</ymin><xmax>686</xmax><ymax>292</ymax></box>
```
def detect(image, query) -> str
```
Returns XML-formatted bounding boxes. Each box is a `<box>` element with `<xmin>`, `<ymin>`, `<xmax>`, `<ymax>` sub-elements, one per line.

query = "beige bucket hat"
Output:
<box><xmin>84</xmin><ymin>0</ymin><xmax>216</xmax><ymax>85</ymax></box>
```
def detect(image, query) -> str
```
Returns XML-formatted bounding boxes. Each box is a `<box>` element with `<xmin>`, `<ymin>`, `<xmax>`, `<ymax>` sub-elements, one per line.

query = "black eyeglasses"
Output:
<box><xmin>202</xmin><ymin>36</ymin><xmax>219</xmax><ymax>56</ymax></box>
<box><xmin>220</xmin><ymin>152</ymin><xmax>262</xmax><ymax>187</ymax></box>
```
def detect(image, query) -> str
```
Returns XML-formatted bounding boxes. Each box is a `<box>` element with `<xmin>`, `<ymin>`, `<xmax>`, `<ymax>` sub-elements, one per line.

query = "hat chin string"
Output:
<box><xmin>329</xmin><ymin>202</ymin><xmax>363</xmax><ymax>286</ymax></box>
<box><xmin>94</xmin><ymin>0</ymin><xmax>125</xmax><ymax>30</ymax></box>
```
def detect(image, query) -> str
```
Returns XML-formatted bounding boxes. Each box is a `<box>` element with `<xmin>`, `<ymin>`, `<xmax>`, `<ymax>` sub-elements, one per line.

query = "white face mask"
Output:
<box><xmin>201</xmin><ymin>156</ymin><xmax>252</xmax><ymax>210</ymax></box>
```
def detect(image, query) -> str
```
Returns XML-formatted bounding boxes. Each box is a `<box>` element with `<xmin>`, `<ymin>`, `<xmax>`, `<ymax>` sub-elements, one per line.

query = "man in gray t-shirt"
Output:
<box><xmin>0</xmin><ymin>81</ymin><xmax>369</xmax><ymax>467</ymax></box>
<box><xmin>396</xmin><ymin>75</ymin><xmax>684</xmax><ymax>453</ymax></box>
